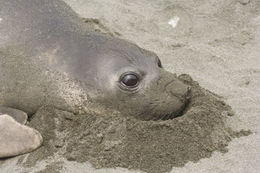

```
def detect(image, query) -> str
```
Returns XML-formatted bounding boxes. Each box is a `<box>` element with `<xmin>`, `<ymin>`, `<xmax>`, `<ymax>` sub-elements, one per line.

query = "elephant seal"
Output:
<box><xmin>0</xmin><ymin>0</ymin><xmax>190</xmax><ymax>158</ymax></box>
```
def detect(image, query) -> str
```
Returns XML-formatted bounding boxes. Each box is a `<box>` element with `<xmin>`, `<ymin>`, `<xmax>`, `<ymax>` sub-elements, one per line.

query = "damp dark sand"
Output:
<box><xmin>21</xmin><ymin>75</ymin><xmax>249</xmax><ymax>173</ymax></box>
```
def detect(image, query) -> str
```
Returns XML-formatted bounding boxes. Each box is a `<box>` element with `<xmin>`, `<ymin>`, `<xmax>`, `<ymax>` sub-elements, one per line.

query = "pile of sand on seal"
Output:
<box><xmin>24</xmin><ymin>74</ymin><xmax>250</xmax><ymax>173</ymax></box>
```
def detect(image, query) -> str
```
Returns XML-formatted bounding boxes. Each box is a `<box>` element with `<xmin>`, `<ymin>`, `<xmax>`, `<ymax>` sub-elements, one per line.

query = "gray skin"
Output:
<box><xmin>0</xmin><ymin>0</ymin><xmax>190</xmax><ymax>158</ymax></box>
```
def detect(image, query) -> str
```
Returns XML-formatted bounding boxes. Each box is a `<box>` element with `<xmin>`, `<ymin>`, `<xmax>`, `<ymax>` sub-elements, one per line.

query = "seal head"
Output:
<box><xmin>0</xmin><ymin>0</ymin><xmax>190</xmax><ymax>121</ymax></box>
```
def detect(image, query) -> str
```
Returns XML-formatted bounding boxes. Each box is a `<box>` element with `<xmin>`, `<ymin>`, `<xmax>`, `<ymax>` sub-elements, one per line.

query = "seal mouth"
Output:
<box><xmin>164</xmin><ymin>97</ymin><xmax>190</xmax><ymax>120</ymax></box>
<box><xmin>155</xmin><ymin>86</ymin><xmax>192</xmax><ymax>121</ymax></box>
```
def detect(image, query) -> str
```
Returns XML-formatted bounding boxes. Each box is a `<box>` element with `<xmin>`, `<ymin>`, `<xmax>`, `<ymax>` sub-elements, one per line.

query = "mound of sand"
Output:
<box><xmin>18</xmin><ymin>75</ymin><xmax>248</xmax><ymax>173</ymax></box>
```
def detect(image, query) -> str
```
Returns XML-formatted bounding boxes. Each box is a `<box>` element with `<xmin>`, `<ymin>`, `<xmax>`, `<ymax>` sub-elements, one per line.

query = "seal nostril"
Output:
<box><xmin>157</xmin><ymin>59</ymin><xmax>163</xmax><ymax>68</ymax></box>
<box><xmin>186</xmin><ymin>86</ymin><xmax>192</xmax><ymax>100</ymax></box>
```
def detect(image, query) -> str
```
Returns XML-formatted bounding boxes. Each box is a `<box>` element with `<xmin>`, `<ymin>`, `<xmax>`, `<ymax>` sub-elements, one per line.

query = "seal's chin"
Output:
<box><xmin>162</xmin><ymin>98</ymin><xmax>190</xmax><ymax>121</ymax></box>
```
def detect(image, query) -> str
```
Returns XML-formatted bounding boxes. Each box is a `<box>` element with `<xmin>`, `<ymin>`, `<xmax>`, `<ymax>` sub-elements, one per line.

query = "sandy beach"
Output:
<box><xmin>0</xmin><ymin>0</ymin><xmax>259</xmax><ymax>172</ymax></box>
<box><xmin>63</xmin><ymin>0</ymin><xmax>260</xmax><ymax>172</ymax></box>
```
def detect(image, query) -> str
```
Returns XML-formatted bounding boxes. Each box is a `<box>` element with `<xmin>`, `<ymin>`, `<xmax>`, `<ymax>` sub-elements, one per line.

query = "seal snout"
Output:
<box><xmin>158</xmin><ymin>79</ymin><xmax>192</xmax><ymax>120</ymax></box>
<box><xmin>166</xmin><ymin>79</ymin><xmax>191</xmax><ymax>103</ymax></box>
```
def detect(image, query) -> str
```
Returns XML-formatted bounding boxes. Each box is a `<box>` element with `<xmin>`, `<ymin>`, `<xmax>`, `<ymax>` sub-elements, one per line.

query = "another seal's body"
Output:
<box><xmin>0</xmin><ymin>0</ymin><xmax>190</xmax><ymax>158</ymax></box>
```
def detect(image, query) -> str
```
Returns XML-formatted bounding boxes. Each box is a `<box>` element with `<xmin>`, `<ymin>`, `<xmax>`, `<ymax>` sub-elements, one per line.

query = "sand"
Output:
<box><xmin>4</xmin><ymin>74</ymin><xmax>243</xmax><ymax>173</ymax></box>
<box><xmin>63</xmin><ymin>0</ymin><xmax>260</xmax><ymax>172</ymax></box>
<box><xmin>0</xmin><ymin>0</ymin><xmax>259</xmax><ymax>172</ymax></box>
<box><xmin>0</xmin><ymin>74</ymin><xmax>249</xmax><ymax>173</ymax></box>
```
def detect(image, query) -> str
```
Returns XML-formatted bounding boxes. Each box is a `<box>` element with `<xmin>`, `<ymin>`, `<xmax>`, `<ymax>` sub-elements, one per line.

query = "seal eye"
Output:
<box><xmin>120</xmin><ymin>73</ymin><xmax>139</xmax><ymax>88</ymax></box>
